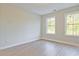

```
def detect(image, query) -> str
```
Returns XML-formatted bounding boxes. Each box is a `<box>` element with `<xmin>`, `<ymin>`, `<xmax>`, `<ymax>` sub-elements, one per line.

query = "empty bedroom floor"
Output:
<box><xmin>0</xmin><ymin>40</ymin><xmax>79</xmax><ymax>56</ymax></box>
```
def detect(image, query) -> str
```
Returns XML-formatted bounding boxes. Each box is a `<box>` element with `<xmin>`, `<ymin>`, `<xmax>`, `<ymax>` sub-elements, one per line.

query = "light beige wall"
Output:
<box><xmin>0</xmin><ymin>4</ymin><xmax>40</xmax><ymax>49</ymax></box>
<box><xmin>41</xmin><ymin>5</ymin><xmax>79</xmax><ymax>45</ymax></box>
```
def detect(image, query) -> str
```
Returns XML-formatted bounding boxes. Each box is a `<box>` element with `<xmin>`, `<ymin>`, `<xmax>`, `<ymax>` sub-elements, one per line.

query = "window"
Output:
<box><xmin>65</xmin><ymin>13</ymin><xmax>79</xmax><ymax>36</ymax></box>
<box><xmin>46</xmin><ymin>16</ymin><xmax>55</xmax><ymax>34</ymax></box>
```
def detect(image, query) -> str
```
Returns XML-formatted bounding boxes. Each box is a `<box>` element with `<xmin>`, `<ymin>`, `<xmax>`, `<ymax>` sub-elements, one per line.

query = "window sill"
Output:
<box><xmin>65</xmin><ymin>35</ymin><xmax>79</xmax><ymax>37</ymax></box>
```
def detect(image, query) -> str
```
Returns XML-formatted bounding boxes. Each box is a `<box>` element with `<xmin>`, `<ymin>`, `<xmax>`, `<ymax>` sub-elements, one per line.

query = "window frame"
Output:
<box><xmin>64</xmin><ymin>11</ymin><xmax>79</xmax><ymax>36</ymax></box>
<box><xmin>46</xmin><ymin>16</ymin><xmax>56</xmax><ymax>34</ymax></box>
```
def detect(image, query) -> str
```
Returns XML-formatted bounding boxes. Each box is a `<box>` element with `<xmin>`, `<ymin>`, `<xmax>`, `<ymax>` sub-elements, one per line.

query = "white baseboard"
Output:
<box><xmin>0</xmin><ymin>37</ymin><xmax>39</xmax><ymax>50</ymax></box>
<box><xmin>41</xmin><ymin>37</ymin><xmax>79</xmax><ymax>47</ymax></box>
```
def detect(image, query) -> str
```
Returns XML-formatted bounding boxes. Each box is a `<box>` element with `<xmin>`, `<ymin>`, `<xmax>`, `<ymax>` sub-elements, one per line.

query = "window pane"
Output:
<box><xmin>66</xmin><ymin>25</ymin><xmax>73</xmax><ymax>35</ymax></box>
<box><xmin>47</xmin><ymin>25</ymin><xmax>55</xmax><ymax>33</ymax></box>
<box><xmin>74</xmin><ymin>25</ymin><xmax>79</xmax><ymax>35</ymax></box>
<box><xmin>73</xmin><ymin>25</ymin><xmax>77</xmax><ymax>35</ymax></box>
<box><xmin>74</xmin><ymin>14</ymin><xmax>79</xmax><ymax>25</ymax></box>
<box><xmin>48</xmin><ymin>17</ymin><xmax>55</xmax><ymax>25</ymax></box>
<box><xmin>67</xmin><ymin>15</ymin><xmax>74</xmax><ymax>24</ymax></box>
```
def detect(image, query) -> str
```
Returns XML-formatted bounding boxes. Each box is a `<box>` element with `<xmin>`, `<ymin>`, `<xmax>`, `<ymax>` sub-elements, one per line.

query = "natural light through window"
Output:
<box><xmin>46</xmin><ymin>16</ymin><xmax>55</xmax><ymax>34</ymax></box>
<box><xmin>65</xmin><ymin>13</ymin><xmax>79</xmax><ymax>36</ymax></box>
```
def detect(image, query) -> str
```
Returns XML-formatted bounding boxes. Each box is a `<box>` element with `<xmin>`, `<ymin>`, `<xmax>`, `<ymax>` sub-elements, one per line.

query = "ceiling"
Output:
<box><xmin>14</xmin><ymin>3</ymin><xmax>79</xmax><ymax>15</ymax></box>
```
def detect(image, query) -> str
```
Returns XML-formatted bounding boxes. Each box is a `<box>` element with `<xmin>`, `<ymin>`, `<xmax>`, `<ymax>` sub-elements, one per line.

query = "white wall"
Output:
<box><xmin>41</xmin><ymin>5</ymin><xmax>79</xmax><ymax>46</ymax></box>
<box><xmin>0</xmin><ymin>4</ymin><xmax>40</xmax><ymax>49</ymax></box>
